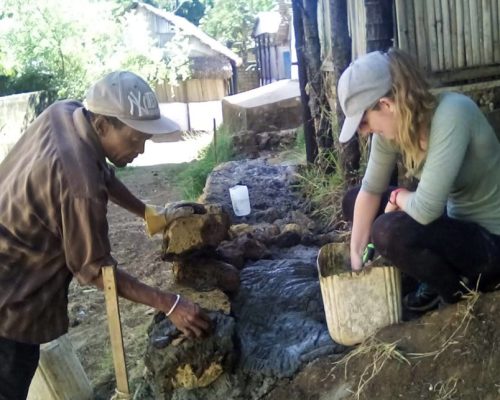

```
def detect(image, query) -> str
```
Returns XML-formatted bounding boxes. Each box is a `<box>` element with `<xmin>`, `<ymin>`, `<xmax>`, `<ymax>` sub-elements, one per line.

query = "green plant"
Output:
<box><xmin>295</xmin><ymin>150</ymin><xmax>349</xmax><ymax>229</ymax></box>
<box><xmin>0</xmin><ymin>0</ymin><xmax>188</xmax><ymax>99</ymax></box>
<box><xmin>178</xmin><ymin>124</ymin><xmax>234</xmax><ymax>200</ymax></box>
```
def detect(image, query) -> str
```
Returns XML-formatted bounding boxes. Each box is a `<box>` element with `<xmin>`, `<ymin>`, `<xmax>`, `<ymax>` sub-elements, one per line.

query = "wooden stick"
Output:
<box><xmin>414</xmin><ymin>0</ymin><xmax>429</xmax><ymax>71</ymax></box>
<box><xmin>464</xmin><ymin>0</ymin><xmax>473</xmax><ymax>66</ymax></box>
<box><xmin>441</xmin><ymin>0</ymin><xmax>453</xmax><ymax>70</ymax></box>
<box><xmin>425</xmin><ymin>0</ymin><xmax>439</xmax><ymax>72</ymax></box>
<box><xmin>470</xmin><ymin>0</ymin><xmax>481</xmax><ymax>65</ymax></box>
<box><xmin>493</xmin><ymin>0</ymin><xmax>500</xmax><ymax>62</ymax></box>
<box><xmin>434</xmin><ymin>0</ymin><xmax>445</xmax><ymax>70</ymax></box>
<box><xmin>102</xmin><ymin>265</ymin><xmax>131</xmax><ymax>400</ymax></box>
<box><xmin>482</xmin><ymin>0</ymin><xmax>494</xmax><ymax>64</ymax></box>
<box><xmin>406</xmin><ymin>1</ymin><xmax>418</xmax><ymax>63</ymax></box>
<box><xmin>456</xmin><ymin>0</ymin><xmax>466</xmax><ymax>68</ymax></box>
<box><xmin>395</xmin><ymin>0</ymin><xmax>409</xmax><ymax>50</ymax></box>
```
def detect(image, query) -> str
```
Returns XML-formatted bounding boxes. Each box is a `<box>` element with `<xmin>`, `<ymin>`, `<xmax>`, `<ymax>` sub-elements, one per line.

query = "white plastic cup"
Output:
<box><xmin>229</xmin><ymin>185</ymin><xmax>251</xmax><ymax>216</ymax></box>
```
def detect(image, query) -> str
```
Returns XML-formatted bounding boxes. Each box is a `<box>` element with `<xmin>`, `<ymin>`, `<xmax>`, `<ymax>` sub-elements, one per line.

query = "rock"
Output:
<box><xmin>228</xmin><ymin>223</ymin><xmax>253</xmax><ymax>238</ymax></box>
<box><xmin>272</xmin><ymin>230</ymin><xmax>302</xmax><ymax>248</ymax></box>
<box><xmin>232</xmin><ymin>130</ymin><xmax>259</xmax><ymax>158</ymax></box>
<box><xmin>173</xmin><ymin>258</ymin><xmax>240</xmax><ymax>294</ymax></box>
<box><xmin>145</xmin><ymin>312</ymin><xmax>236</xmax><ymax>399</ymax></box>
<box><xmin>229</xmin><ymin>222</ymin><xmax>281</xmax><ymax>244</ymax></box>
<box><xmin>251</xmin><ymin>207</ymin><xmax>281</xmax><ymax>224</ymax></box>
<box><xmin>177</xmin><ymin>288</ymin><xmax>231</xmax><ymax>315</ymax></box>
<box><xmin>256</xmin><ymin>129</ymin><xmax>297</xmax><ymax>151</ymax></box>
<box><xmin>309</xmin><ymin>231</ymin><xmax>340</xmax><ymax>247</ymax></box>
<box><xmin>199</xmin><ymin>159</ymin><xmax>304</xmax><ymax>225</ymax></box>
<box><xmin>162</xmin><ymin>205</ymin><xmax>230</xmax><ymax>260</ymax></box>
<box><xmin>290</xmin><ymin>210</ymin><xmax>316</xmax><ymax>231</ymax></box>
<box><xmin>215</xmin><ymin>243</ymin><xmax>245</xmax><ymax>269</ymax></box>
<box><xmin>281</xmin><ymin>223</ymin><xmax>309</xmax><ymax>236</ymax></box>
<box><xmin>217</xmin><ymin>235</ymin><xmax>270</xmax><ymax>266</ymax></box>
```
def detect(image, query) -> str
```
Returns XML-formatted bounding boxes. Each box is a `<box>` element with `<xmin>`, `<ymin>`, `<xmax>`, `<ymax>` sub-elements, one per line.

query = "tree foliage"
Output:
<box><xmin>0</xmin><ymin>0</ymin><xmax>188</xmax><ymax>99</ymax></box>
<box><xmin>200</xmin><ymin>0</ymin><xmax>276</xmax><ymax>63</ymax></box>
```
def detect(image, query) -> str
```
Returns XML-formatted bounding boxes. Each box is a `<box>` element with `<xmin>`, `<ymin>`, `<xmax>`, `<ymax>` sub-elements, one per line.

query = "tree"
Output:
<box><xmin>0</xmin><ymin>0</ymin><xmax>187</xmax><ymax>99</ymax></box>
<box><xmin>200</xmin><ymin>0</ymin><xmax>276</xmax><ymax>63</ymax></box>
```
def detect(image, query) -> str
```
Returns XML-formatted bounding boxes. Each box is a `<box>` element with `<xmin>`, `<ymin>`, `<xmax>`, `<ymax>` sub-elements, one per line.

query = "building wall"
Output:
<box><xmin>155</xmin><ymin>78</ymin><xmax>228</xmax><ymax>103</ymax></box>
<box><xmin>0</xmin><ymin>91</ymin><xmax>54</xmax><ymax>163</ymax></box>
<box><xmin>237</xmin><ymin>67</ymin><xmax>260</xmax><ymax>93</ymax></box>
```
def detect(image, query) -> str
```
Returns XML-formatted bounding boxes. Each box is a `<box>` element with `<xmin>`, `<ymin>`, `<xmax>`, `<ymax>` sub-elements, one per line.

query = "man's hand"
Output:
<box><xmin>144</xmin><ymin>202</ymin><xmax>206</xmax><ymax>236</ymax></box>
<box><xmin>165</xmin><ymin>296</ymin><xmax>212</xmax><ymax>338</ymax></box>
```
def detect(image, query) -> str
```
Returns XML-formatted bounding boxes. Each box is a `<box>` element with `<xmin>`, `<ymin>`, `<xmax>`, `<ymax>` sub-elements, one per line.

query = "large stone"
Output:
<box><xmin>217</xmin><ymin>235</ymin><xmax>270</xmax><ymax>268</ymax></box>
<box><xmin>145</xmin><ymin>312</ymin><xmax>236</xmax><ymax>399</ymax></box>
<box><xmin>162</xmin><ymin>205</ymin><xmax>230</xmax><ymax>260</ymax></box>
<box><xmin>228</xmin><ymin>223</ymin><xmax>280</xmax><ymax>243</ymax></box>
<box><xmin>172</xmin><ymin>258</ymin><xmax>240</xmax><ymax>293</ymax></box>
<box><xmin>199</xmin><ymin>159</ymin><xmax>303</xmax><ymax>225</ymax></box>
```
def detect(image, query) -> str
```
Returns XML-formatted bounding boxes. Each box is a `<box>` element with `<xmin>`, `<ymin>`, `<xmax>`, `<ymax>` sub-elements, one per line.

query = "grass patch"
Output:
<box><xmin>294</xmin><ymin>150</ymin><xmax>348</xmax><ymax>229</ymax></box>
<box><xmin>178</xmin><ymin>124</ymin><xmax>234</xmax><ymax>200</ymax></box>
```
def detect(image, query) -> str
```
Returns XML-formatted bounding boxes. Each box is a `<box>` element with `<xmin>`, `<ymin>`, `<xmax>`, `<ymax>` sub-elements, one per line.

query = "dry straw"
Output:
<box><xmin>329</xmin><ymin>281</ymin><xmax>480</xmax><ymax>399</ymax></box>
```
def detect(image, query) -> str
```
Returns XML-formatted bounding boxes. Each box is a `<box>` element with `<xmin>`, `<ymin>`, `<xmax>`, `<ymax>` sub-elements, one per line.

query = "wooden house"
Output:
<box><xmin>129</xmin><ymin>2</ymin><xmax>242</xmax><ymax>103</ymax></box>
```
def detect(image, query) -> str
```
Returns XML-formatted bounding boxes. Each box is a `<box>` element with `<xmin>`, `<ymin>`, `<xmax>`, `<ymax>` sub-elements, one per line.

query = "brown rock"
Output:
<box><xmin>145</xmin><ymin>312</ymin><xmax>235</xmax><ymax>397</ymax></box>
<box><xmin>218</xmin><ymin>235</ymin><xmax>270</xmax><ymax>266</ymax></box>
<box><xmin>177</xmin><ymin>288</ymin><xmax>231</xmax><ymax>315</ymax></box>
<box><xmin>229</xmin><ymin>222</ymin><xmax>280</xmax><ymax>243</ymax></box>
<box><xmin>173</xmin><ymin>258</ymin><xmax>240</xmax><ymax>294</ymax></box>
<box><xmin>162</xmin><ymin>204</ymin><xmax>230</xmax><ymax>259</ymax></box>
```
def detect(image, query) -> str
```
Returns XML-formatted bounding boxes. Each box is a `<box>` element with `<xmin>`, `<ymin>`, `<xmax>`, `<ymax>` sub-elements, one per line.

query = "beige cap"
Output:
<box><xmin>337</xmin><ymin>51</ymin><xmax>392</xmax><ymax>143</ymax></box>
<box><xmin>85</xmin><ymin>71</ymin><xmax>180</xmax><ymax>135</ymax></box>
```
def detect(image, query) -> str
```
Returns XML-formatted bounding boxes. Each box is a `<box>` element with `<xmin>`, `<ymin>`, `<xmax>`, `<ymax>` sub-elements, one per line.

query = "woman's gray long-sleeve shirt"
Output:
<box><xmin>361</xmin><ymin>92</ymin><xmax>500</xmax><ymax>234</ymax></box>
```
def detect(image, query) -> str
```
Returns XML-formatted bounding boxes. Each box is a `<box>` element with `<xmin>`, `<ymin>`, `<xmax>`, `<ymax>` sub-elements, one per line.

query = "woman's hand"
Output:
<box><xmin>166</xmin><ymin>296</ymin><xmax>212</xmax><ymax>338</ymax></box>
<box><xmin>350</xmin><ymin>251</ymin><xmax>364</xmax><ymax>272</ymax></box>
<box><xmin>384</xmin><ymin>188</ymin><xmax>408</xmax><ymax>213</ymax></box>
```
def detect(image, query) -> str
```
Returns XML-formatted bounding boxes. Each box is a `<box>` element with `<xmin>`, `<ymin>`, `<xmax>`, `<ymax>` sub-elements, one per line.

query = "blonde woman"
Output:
<box><xmin>339</xmin><ymin>49</ymin><xmax>500</xmax><ymax>313</ymax></box>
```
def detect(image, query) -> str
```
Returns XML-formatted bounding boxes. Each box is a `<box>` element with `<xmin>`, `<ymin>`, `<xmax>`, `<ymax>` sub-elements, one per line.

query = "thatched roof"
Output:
<box><xmin>190</xmin><ymin>57</ymin><xmax>233</xmax><ymax>79</ymax></box>
<box><xmin>132</xmin><ymin>2</ymin><xmax>242</xmax><ymax>67</ymax></box>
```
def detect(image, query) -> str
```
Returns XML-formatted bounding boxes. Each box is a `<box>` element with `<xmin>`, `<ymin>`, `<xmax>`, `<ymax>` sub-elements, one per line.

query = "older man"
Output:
<box><xmin>0</xmin><ymin>71</ymin><xmax>211</xmax><ymax>400</ymax></box>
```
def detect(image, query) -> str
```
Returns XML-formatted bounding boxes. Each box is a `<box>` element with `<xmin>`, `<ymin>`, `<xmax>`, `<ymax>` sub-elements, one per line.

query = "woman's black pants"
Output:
<box><xmin>343</xmin><ymin>187</ymin><xmax>500</xmax><ymax>302</ymax></box>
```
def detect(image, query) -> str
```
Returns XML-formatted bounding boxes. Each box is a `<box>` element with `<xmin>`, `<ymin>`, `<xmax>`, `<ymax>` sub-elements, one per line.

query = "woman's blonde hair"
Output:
<box><xmin>385</xmin><ymin>48</ymin><xmax>436</xmax><ymax>173</ymax></box>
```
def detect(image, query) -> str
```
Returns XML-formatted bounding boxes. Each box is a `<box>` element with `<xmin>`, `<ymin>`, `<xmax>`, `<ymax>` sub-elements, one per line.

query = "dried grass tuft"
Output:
<box><xmin>329</xmin><ymin>336</ymin><xmax>410</xmax><ymax>400</ymax></box>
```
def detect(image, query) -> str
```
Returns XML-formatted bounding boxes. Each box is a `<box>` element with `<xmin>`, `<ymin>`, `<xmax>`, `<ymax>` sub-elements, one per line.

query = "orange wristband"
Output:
<box><xmin>389</xmin><ymin>188</ymin><xmax>404</xmax><ymax>206</ymax></box>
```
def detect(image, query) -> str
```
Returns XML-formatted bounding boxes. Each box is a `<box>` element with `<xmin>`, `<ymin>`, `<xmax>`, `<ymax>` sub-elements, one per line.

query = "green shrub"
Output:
<box><xmin>178</xmin><ymin>124</ymin><xmax>234</xmax><ymax>200</ymax></box>
<box><xmin>294</xmin><ymin>150</ymin><xmax>348</xmax><ymax>229</ymax></box>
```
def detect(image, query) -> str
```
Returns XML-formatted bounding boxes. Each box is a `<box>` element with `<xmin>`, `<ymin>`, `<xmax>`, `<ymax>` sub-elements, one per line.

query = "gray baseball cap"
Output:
<box><xmin>85</xmin><ymin>71</ymin><xmax>180</xmax><ymax>135</ymax></box>
<box><xmin>338</xmin><ymin>51</ymin><xmax>392</xmax><ymax>143</ymax></box>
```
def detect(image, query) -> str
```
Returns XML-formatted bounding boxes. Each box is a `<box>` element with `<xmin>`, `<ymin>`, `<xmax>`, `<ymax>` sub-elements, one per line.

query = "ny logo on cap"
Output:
<box><xmin>127</xmin><ymin>91</ymin><xmax>158</xmax><ymax>117</ymax></box>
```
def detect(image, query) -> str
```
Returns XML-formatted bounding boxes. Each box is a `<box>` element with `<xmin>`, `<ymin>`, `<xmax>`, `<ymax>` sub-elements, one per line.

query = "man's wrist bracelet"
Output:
<box><xmin>166</xmin><ymin>294</ymin><xmax>181</xmax><ymax>317</ymax></box>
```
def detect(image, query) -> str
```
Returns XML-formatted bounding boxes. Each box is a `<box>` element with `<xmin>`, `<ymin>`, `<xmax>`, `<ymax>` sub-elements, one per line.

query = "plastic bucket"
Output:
<box><xmin>317</xmin><ymin>242</ymin><xmax>402</xmax><ymax>346</ymax></box>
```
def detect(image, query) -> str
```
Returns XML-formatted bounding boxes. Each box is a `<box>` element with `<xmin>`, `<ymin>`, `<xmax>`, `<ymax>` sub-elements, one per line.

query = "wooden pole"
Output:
<box><xmin>213</xmin><ymin>118</ymin><xmax>217</xmax><ymax>163</ymax></box>
<box><xmin>102</xmin><ymin>265</ymin><xmax>131</xmax><ymax>400</ymax></box>
<box><xmin>292</xmin><ymin>0</ymin><xmax>318</xmax><ymax>163</ymax></box>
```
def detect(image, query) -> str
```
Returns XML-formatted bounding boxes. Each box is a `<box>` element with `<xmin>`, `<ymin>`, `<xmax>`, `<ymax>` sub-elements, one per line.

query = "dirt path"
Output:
<box><xmin>67</xmin><ymin>163</ymin><xmax>186</xmax><ymax>398</ymax></box>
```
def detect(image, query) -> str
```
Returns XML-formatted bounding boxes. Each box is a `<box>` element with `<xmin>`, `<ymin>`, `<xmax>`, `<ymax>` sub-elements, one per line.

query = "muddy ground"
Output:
<box><xmin>67</xmin><ymin>162</ymin><xmax>500</xmax><ymax>400</ymax></box>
